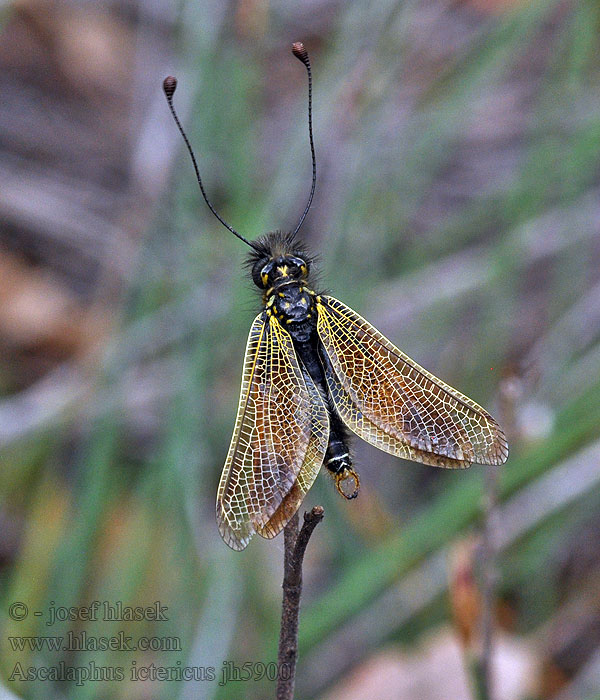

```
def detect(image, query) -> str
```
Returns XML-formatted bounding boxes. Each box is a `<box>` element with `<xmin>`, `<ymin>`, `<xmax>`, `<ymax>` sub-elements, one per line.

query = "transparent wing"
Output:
<box><xmin>316</xmin><ymin>296</ymin><xmax>508</xmax><ymax>468</ymax></box>
<box><xmin>256</xmin><ymin>370</ymin><xmax>329</xmax><ymax>540</ymax></box>
<box><xmin>217</xmin><ymin>314</ymin><xmax>329</xmax><ymax>550</ymax></box>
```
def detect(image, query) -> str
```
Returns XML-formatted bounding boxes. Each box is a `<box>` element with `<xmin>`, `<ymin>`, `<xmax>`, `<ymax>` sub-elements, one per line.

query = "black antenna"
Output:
<box><xmin>290</xmin><ymin>42</ymin><xmax>316</xmax><ymax>240</ymax></box>
<box><xmin>162</xmin><ymin>76</ymin><xmax>258</xmax><ymax>250</ymax></box>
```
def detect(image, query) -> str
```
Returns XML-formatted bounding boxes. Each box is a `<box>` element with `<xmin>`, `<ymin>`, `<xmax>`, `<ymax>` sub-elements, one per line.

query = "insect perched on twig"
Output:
<box><xmin>163</xmin><ymin>42</ymin><xmax>509</xmax><ymax>551</ymax></box>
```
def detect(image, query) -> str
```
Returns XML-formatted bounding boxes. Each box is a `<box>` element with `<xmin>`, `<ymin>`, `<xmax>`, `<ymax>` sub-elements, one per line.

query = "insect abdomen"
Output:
<box><xmin>294</xmin><ymin>334</ymin><xmax>360</xmax><ymax>499</ymax></box>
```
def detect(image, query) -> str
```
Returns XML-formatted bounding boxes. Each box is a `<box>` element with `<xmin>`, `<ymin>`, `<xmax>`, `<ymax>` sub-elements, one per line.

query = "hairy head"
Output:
<box><xmin>248</xmin><ymin>231</ymin><xmax>313</xmax><ymax>289</ymax></box>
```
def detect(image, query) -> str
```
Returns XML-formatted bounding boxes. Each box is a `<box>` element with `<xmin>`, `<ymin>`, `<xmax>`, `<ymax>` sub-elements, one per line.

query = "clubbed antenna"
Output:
<box><xmin>162</xmin><ymin>76</ymin><xmax>258</xmax><ymax>250</ymax></box>
<box><xmin>290</xmin><ymin>42</ymin><xmax>317</xmax><ymax>240</ymax></box>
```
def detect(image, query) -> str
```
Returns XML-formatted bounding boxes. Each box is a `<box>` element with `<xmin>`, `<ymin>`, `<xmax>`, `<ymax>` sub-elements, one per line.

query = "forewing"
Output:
<box><xmin>256</xmin><ymin>368</ymin><xmax>329</xmax><ymax>540</ymax></box>
<box><xmin>316</xmin><ymin>296</ymin><xmax>508</xmax><ymax>468</ymax></box>
<box><xmin>216</xmin><ymin>314</ymin><xmax>323</xmax><ymax>550</ymax></box>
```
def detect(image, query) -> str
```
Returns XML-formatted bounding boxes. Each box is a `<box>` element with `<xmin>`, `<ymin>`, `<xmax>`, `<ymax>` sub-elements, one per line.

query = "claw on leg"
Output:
<box><xmin>335</xmin><ymin>467</ymin><xmax>360</xmax><ymax>499</ymax></box>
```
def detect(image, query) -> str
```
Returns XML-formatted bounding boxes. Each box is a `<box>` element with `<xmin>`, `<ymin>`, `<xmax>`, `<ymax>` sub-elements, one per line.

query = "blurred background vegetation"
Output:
<box><xmin>1</xmin><ymin>0</ymin><xmax>600</xmax><ymax>698</ymax></box>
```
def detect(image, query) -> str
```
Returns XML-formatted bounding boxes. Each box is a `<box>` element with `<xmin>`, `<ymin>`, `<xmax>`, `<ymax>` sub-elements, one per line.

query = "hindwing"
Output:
<box><xmin>217</xmin><ymin>313</ymin><xmax>329</xmax><ymax>550</ymax></box>
<box><xmin>256</xmin><ymin>369</ymin><xmax>329</xmax><ymax>540</ymax></box>
<box><xmin>316</xmin><ymin>296</ymin><xmax>508</xmax><ymax>468</ymax></box>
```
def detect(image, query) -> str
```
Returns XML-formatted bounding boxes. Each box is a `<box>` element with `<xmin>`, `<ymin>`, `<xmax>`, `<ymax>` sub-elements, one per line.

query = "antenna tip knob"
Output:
<box><xmin>163</xmin><ymin>76</ymin><xmax>178</xmax><ymax>99</ymax></box>
<box><xmin>292</xmin><ymin>42</ymin><xmax>310</xmax><ymax>66</ymax></box>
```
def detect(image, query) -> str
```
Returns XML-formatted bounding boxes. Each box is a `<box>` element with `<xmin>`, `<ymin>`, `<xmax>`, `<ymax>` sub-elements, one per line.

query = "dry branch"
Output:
<box><xmin>277</xmin><ymin>506</ymin><xmax>324</xmax><ymax>700</ymax></box>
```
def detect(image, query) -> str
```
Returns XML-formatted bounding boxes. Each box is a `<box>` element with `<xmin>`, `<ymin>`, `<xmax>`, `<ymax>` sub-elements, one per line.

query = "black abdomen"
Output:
<box><xmin>292</xmin><ymin>333</ymin><xmax>354</xmax><ymax>480</ymax></box>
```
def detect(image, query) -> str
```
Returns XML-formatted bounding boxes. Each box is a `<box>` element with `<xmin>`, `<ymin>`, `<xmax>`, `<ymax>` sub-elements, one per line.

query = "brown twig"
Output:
<box><xmin>276</xmin><ymin>506</ymin><xmax>324</xmax><ymax>700</ymax></box>
<box><xmin>476</xmin><ymin>373</ymin><xmax>517</xmax><ymax>700</ymax></box>
<box><xmin>479</xmin><ymin>463</ymin><xmax>500</xmax><ymax>700</ymax></box>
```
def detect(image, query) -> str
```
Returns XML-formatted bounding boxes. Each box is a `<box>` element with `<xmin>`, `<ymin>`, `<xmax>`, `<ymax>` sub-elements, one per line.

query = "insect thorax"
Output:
<box><xmin>265</xmin><ymin>282</ymin><xmax>316</xmax><ymax>342</ymax></box>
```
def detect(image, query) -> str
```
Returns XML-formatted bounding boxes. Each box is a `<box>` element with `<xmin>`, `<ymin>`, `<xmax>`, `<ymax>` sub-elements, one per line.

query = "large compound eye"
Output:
<box><xmin>289</xmin><ymin>256</ymin><xmax>309</xmax><ymax>278</ymax></box>
<box><xmin>260</xmin><ymin>265</ymin><xmax>270</xmax><ymax>287</ymax></box>
<box><xmin>251</xmin><ymin>258</ymin><xmax>271</xmax><ymax>288</ymax></box>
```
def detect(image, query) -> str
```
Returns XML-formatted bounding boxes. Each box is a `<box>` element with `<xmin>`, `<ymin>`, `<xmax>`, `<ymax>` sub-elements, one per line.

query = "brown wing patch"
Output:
<box><xmin>216</xmin><ymin>314</ymin><xmax>327</xmax><ymax>550</ymax></box>
<box><xmin>316</xmin><ymin>296</ymin><xmax>508</xmax><ymax>468</ymax></box>
<box><xmin>256</xmin><ymin>369</ymin><xmax>329</xmax><ymax>539</ymax></box>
